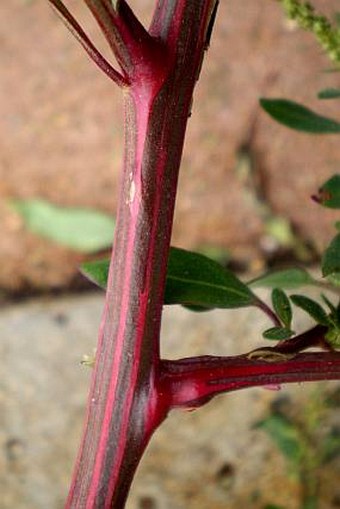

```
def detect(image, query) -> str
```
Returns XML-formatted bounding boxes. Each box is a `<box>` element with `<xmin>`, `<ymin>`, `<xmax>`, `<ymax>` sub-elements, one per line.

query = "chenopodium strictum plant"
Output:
<box><xmin>44</xmin><ymin>1</ymin><xmax>340</xmax><ymax>507</ymax></box>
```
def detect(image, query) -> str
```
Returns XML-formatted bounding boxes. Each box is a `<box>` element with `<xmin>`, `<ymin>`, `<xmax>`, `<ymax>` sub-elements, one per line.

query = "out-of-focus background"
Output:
<box><xmin>1</xmin><ymin>1</ymin><xmax>340</xmax><ymax>508</ymax></box>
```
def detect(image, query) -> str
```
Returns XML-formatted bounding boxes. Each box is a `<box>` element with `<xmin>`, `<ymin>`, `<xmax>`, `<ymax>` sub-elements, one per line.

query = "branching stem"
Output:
<box><xmin>65</xmin><ymin>2</ymin><xmax>218</xmax><ymax>507</ymax></box>
<box><xmin>47</xmin><ymin>0</ymin><xmax>129</xmax><ymax>86</ymax></box>
<box><xmin>54</xmin><ymin>2</ymin><xmax>340</xmax><ymax>508</ymax></box>
<box><xmin>160</xmin><ymin>349</ymin><xmax>340</xmax><ymax>409</ymax></box>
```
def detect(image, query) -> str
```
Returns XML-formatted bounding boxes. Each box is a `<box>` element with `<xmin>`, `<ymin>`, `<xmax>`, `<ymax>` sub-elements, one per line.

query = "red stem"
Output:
<box><xmin>158</xmin><ymin>325</ymin><xmax>340</xmax><ymax>408</ymax></box>
<box><xmin>160</xmin><ymin>350</ymin><xmax>340</xmax><ymax>409</ymax></box>
<box><xmin>65</xmin><ymin>2</ymin><xmax>218</xmax><ymax>507</ymax></box>
<box><xmin>47</xmin><ymin>0</ymin><xmax>128</xmax><ymax>86</ymax></box>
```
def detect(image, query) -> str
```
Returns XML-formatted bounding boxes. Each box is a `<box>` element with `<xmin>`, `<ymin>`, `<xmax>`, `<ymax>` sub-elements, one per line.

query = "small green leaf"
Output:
<box><xmin>290</xmin><ymin>294</ymin><xmax>329</xmax><ymax>326</ymax></box>
<box><xmin>318</xmin><ymin>88</ymin><xmax>340</xmax><ymax>100</ymax></box>
<box><xmin>81</xmin><ymin>258</ymin><xmax>110</xmax><ymax>289</ymax></box>
<box><xmin>262</xmin><ymin>327</ymin><xmax>295</xmax><ymax>341</ymax></box>
<box><xmin>12</xmin><ymin>199</ymin><xmax>114</xmax><ymax>253</ymax></box>
<box><xmin>81</xmin><ymin>247</ymin><xmax>258</xmax><ymax>309</ymax></box>
<box><xmin>256</xmin><ymin>414</ymin><xmax>304</xmax><ymax>467</ymax></box>
<box><xmin>260</xmin><ymin>98</ymin><xmax>340</xmax><ymax>133</ymax></box>
<box><xmin>271</xmin><ymin>288</ymin><xmax>292</xmax><ymax>328</ymax></box>
<box><xmin>249</xmin><ymin>268</ymin><xmax>315</xmax><ymax>289</ymax></box>
<box><xmin>322</xmin><ymin>234</ymin><xmax>340</xmax><ymax>277</ymax></box>
<box><xmin>336</xmin><ymin>221</ymin><xmax>340</xmax><ymax>231</ymax></box>
<box><xmin>326</xmin><ymin>272</ymin><xmax>340</xmax><ymax>287</ymax></box>
<box><xmin>165</xmin><ymin>247</ymin><xmax>258</xmax><ymax>309</ymax></box>
<box><xmin>313</xmin><ymin>174</ymin><xmax>340</xmax><ymax>209</ymax></box>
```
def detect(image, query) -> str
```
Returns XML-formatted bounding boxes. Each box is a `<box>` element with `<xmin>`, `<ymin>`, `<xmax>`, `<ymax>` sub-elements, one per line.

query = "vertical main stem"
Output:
<box><xmin>66</xmin><ymin>2</ymin><xmax>217</xmax><ymax>508</ymax></box>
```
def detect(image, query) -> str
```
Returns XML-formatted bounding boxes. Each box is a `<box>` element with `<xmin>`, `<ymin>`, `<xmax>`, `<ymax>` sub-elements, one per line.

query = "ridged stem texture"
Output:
<box><xmin>64</xmin><ymin>2</ymin><xmax>218</xmax><ymax>507</ymax></box>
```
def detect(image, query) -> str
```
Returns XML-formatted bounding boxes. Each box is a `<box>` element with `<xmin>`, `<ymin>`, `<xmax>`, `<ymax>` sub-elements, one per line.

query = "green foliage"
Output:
<box><xmin>262</xmin><ymin>326</ymin><xmax>294</xmax><ymax>340</ymax></box>
<box><xmin>322</xmin><ymin>234</ymin><xmax>340</xmax><ymax>277</ymax></box>
<box><xmin>12</xmin><ymin>199</ymin><xmax>115</xmax><ymax>253</ymax></box>
<box><xmin>256</xmin><ymin>413</ymin><xmax>305</xmax><ymax>467</ymax></box>
<box><xmin>271</xmin><ymin>288</ymin><xmax>293</xmax><ymax>328</ymax></box>
<box><xmin>249</xmin><ymin>268</ymin><xmax>316</xmax><ymax>289</ymax></box>
<box><xmin>325</xmin><ymin>327</ymin><xmax>340</xmax><ymax>349</ymax></box>
<box><xmin>165</xmin><ymin>247</ymin><xmax>258</xmax><ymax>309</ymax></box>
<box><xmin>313</xmin><ymin>174</ymin><xmax>340</xmax><ymax>208</ymax></box>
<box><xmin>260</xmin><ymin>387</ymin><xmax>340</xmax><ymax>509</ymax></box>
<box><xmin>260</xmin><ymin>99</ymin><xmax>340</xmax><ymax>133</ymax></box>
<box><xmin>312</xmin><ymin>175</ymin><xmax>340</xmax><ymax>289</ymax></box>
<box><xmin>302</xmin><ymin>497</ymin><xmax>318</xmax><ymax>509</ymax></box>
<box><xmin>321</xmin><ymin>427</ymin><xmax>340</xmax><ymax>463</ymax></box>
<box><xmin>290</xmin><ymin>294</ymin><xmax>329</xmax><ymax>326</ymax></box>
<box><xmin>318</xmin><ymin>88</ymin><xmax>340</xmax><ymax>99</ymax></box>
<box><xmin>321</xmin><ymin>294</ymin><xmax>337</xmax><ymax>315</ymax></box>
<box><xmin>82</xmin><ymin>247</ymin><xmax>259</xmax><ymax>310</ymax></box>
<box><xmin>81</xmin><ymin>258</ymin><xmax>109</xmax><ymax>289</ymax></box>
<box><xmin>278</xmin><ymin>0</ymin><xmax>340</xmax><ymax>62</ymax></box>
<box><xmin>320</xmin><ymin>295</ymin><xmax>340</xmax><ymax>348</ymax></box>
<box><xmin>261</xmin><ymin>287</ymin><xmax>295</xmax><ymax>343</ymax></box>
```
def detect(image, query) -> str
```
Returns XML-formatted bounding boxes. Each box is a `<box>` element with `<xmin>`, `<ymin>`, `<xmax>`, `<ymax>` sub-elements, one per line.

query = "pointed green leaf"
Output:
<box><xmin>322</xmin><ymin>234</ymin><xmax>340</xmax><ymax>276</ymax></box>
<box><xmin>271</xmin><ymin>288</ymin><xmax>292</xmax><ymax>328</ymax></box>
<box><xmin>290</xmin><ymin>294</ymin><xmax>329</xmax><ymax>326</ymax></box>
<box><xmin>260</xmin><ymin>98</ymin><xmax>340</xmax><ymax>134</ymax></box>
<box><xmin>262</xmin><ymin>326</ymin><xmax>295</xmax><ymax>341</ymax></box>
<box><xmin>81</xmin><ymin>247</ymin><xmax>258</xmax><ymax>309</ymax></box>
<box><xmin>249</xmin><ymin>268</ymin><xmax>315</xmax><ymax>289</ymax></box>
<box><xmin>336</xmin><ymin>221</ymin><xmax>340</xmax><ymax>231</ymax></box>
<box><xmin>318</xmin><ymin>88</ymin><xmax>340</xmax><ymax>100</ymax></box>
<box><xmin>313</xmin><ymin>174</ymin><xmax>340</xmax><ymax>209</ymax></box>
<box><xmin>165</xmin><ymin>247</ymin><xmax>258</xmax><ymax>309</ymax></box>
<box><xmin>11</xmin><ymin>199</ymin><xmax>114</xmax><ymax>253</ymax></box>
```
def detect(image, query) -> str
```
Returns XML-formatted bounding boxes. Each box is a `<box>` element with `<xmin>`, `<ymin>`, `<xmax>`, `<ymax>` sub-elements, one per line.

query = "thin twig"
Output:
<box><xmin>255</xmin><ymin>298</ymin><xmax>282</xmax><ymax>326</ymax></box>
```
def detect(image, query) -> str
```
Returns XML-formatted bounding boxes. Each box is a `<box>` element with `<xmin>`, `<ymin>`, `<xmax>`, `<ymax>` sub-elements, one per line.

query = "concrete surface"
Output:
<box><xmin>1</xmin><ymin>292</ymin><xmax>339</xmax><ymax>508</ymax></box>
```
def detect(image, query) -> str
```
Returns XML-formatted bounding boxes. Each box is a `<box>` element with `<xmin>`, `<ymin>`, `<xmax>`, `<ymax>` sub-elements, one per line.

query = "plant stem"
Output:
<box><xmin>160</xmin><ymin>350</ymin><xmax>340</xmax><ymax>409</ymax></box>
<box><xmin>256</xmin><ymin>298</ymin><xmax>282</xmax><ymax>326</ymax></box>
<box><xmin>47</xmin><ymin>0</ymin><xmax>128</xmax><ymax>85</ymax></box>
<box><xmin>57</xmin><ymin>2</ymin><xmax>340</xmax><ymax>507</ymax></box>
<box><xmin>65</xmin><ymin>2</ymin><xmax>218</xmax><ymax>507</ymax></box>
